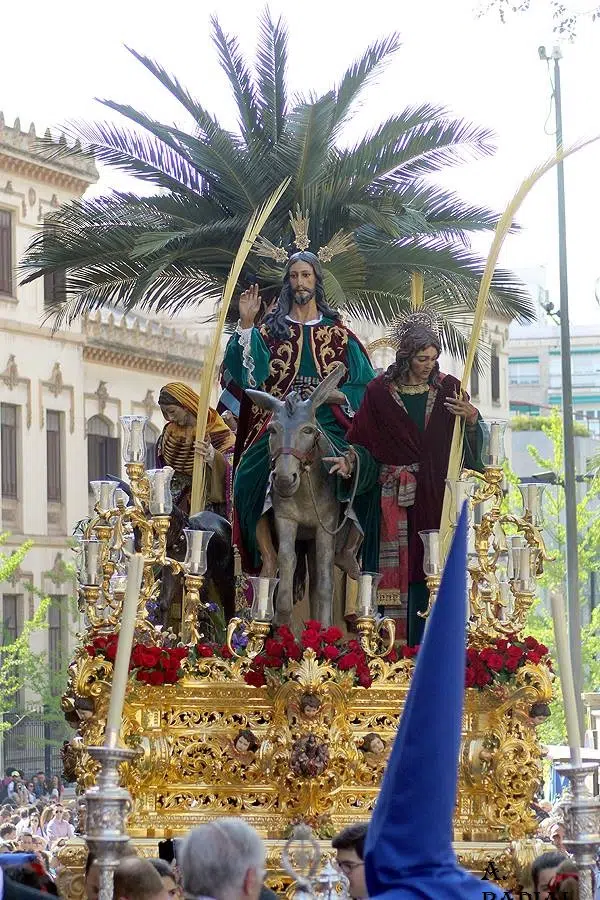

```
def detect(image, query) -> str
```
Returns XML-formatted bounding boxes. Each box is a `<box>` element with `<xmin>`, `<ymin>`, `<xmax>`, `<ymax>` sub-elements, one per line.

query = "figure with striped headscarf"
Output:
<box><xmin>157</xmin><ymin>382</ymin><xmax>236</xmax><ymax>518</ymax></box>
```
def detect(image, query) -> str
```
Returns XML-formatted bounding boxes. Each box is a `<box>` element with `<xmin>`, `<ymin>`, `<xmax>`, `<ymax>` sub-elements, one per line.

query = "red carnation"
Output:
<box><xmin>323</xmin><ymin>645</ymin><xmax>340</xmax><ymax>661</ymax></box>
<box><xmin>146</xmin><ymin>669</ymin><xmax>166</xmax><ymax>686</ymax></box>
<box><xmin>465</xmin><ymin>667</ymin><xmax>476</xmax><ymax>688</ymax></box>
<box><xmin>301</xmin><ymin>632</ymin><xmax>322</xmax><ymax>651</ymax></box>
<box><xmin>263</xmin><ymin>655</ymin><xmax>283</xmax><ymax>668</ymax></box>
<box><xmin>195</xmin><ymin>643</ymin><xmax>214</xmax><ymax>658</ymax></box>
<box><xmin>485</xmin><ymin>652</ymin><xmax>505</xmax><ymax>673</ymax></box>
<box><xmin>347</xmin><ymin>639</ymin><xmax>361</xmax><ymax>652</ymax></box>
<box><xmin>220</xmin><ymin>644</ymin><xmax>233</xmax><ymax>660</ymax></box>
<box><xmin>265</xmin><ymin>639</ymin><xmax>285</xmax><ymax>658</ymax></box>
<box><xmin>358</xmin><ymin>670</ymin><xmax>372</xmax><ymax>688</ymax></box>
<box><xmin>304</xmin><ymin>620</ymin><xmax>323</xmax><ymax>632</ymax></box>
<box><xmin>524</xmin><ymin>636</ymin><xmax>539</xmax><ymax>650</ymax></box>
<box><xmin>338</xmin><ymin>651</ymin><xmax>360</xmax><ymax>670</ymax></box>
<box><xmin>244</xmin><ymin>669</ymin><xmax>266</xmax><ymax>688</ymax></box>
<box><xmin>507</xmin><ymin>644</ymin><xmax>524</xmax><ymax>659</ymax></box>
<box><xmin>105</xmin><ymin>639</ymin><xmax>119</xmax><ymax>662</ymax></box>
<box><xmin>475</xmin><ymin>669</ymin><xmax>492</xmax><ymax>686</ymax></box>
<box><xmin>321</xmin><ymin>626</ymin><xmax>343</xmax><ymax>644</ymax></box>
<box><xmin>505</xmin><ymin>656</ymin><xmax>521</xmax><ymax>673</ymax></box>
<box><xmin>538</xmin><ymin>643</ymin><xmax>549</xmax><ymax>656</ymax></box>
<box><xmin>386</xmin><ymin>648</ymin><xmax>398</xmax><ymax>662</ymax></box>
<box><xmin>276</xmin><ymin>625</ymin><xmax>294</xmax><ymax>641</ymax></box>
<box><xmin>285</xmin><ymin>643</ymin><xmax>302</xmax><ymax>661</ymax></box>
<box><xmin>495</xmin><ymin>639</ymin><xmax>509</xmax><ymax>652</ymax></box>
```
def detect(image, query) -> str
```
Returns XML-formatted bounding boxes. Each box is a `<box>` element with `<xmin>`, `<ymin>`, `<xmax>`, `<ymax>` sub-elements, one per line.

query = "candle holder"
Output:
<box><xmin>146</xmin><ymin>467</ymin><xmax>174</xmax><ymax>516</ymax></box>
<box><xmin>281</xmin><ymin>823</ymin><xmax>321</xmax><ymax>899</ymax></box>
<box><xmin>226</xmin><ymin>576</ymin><xmax>278</xmax><ymax>659</ymax></box>
<box><xmin>417</xmin><ymin>530</ymin><xmax>442</xmax><ymax>620</ymax></box>
<box><xmin>312</xmin><ymin>860</ymin><xmax>350</xmax><ymax>900</ymax></box>
<box><xmin>90</xmin><ymin>480</ymin><xmax>117</xmax><ymax>516</ymax></box>
<box><xmin>518</xmin><ymin>481</ymin><xmax>546</xmax><ymax>527</ymax></box>
<box><xmin>120</xmin><ymin>415</ymin><xmax>148</xmax><ymax>464</ymax></box>
<box><xmin>84</xmin><ymin>744</ymin><xmax>137</xmax><ymax>900</ymax></box>
<box><xmin>556</xmin><ymin>760</ymin><xmax>600</xmax><ymax>900</ymax></box>
<box><xmin>445</xmin><ymin>478</ymin><xmax>477</xmax><ymax>525</ymax></box>
<box><xmin>354</xmin><ymin>572</ymin><xmax>395</xmax><ymax>657</ymax></box>
<box><xmin>79</xmin><ymin>538</ymin><xmax>104</xmax><ymax>587</ymax></box>
<box><xmin>482</xmin><ymin>421</ymin><xmax>507</xmax><ymax>469</ymax></box>
<box><xmin>180</xmin><ymin>530</ymin><xmax>214</xmax><ymax>645</ymax></box>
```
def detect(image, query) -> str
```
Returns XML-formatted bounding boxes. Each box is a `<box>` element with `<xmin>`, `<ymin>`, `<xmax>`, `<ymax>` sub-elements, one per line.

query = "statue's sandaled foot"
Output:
<box><xmin>335</xmin><ymin>549</ymin><xmax>361</xmax><ymax>581</ymax></box>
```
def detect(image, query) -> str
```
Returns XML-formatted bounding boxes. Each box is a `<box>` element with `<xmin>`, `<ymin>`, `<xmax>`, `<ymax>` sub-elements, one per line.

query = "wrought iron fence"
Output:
<box><xmin>3</xmin><ymin>708</ymin><xmax>68</xmax><ymax>778</ymax></box>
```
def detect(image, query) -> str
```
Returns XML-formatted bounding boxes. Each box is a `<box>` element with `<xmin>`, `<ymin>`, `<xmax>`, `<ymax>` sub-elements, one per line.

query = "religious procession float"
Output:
<box><xmin>19</xmin><ymin>17</ymin><xmax>600</xmax><ymax>900</ymax></box>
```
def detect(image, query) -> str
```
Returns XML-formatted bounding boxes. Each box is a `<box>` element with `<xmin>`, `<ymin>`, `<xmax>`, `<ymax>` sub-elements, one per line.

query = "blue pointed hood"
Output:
<box><xmin>364</xmin><ymin>504</ymin><xmax>504</xmax><ymax>900</ymax></box>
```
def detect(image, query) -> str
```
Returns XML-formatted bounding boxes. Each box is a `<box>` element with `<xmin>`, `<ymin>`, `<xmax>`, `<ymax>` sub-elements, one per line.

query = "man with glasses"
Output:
<box><xmin>332</xmin><ymin>824</ymin><xmax>368</xmax><ymax>900</ymax></box>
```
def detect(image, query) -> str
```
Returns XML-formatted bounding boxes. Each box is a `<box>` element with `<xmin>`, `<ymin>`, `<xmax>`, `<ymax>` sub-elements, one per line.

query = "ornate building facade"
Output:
<box><xmin>0</xmin><ymin>116</ymin><xmax>211</xmax><ymax>772</ymax></box>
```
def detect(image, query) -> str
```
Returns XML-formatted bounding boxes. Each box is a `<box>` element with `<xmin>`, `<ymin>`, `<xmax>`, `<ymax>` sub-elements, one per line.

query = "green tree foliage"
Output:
<box><xmin>506</xmin><ymin>414</ymin><xmax>600</xmax><ymax>743</ymax></box>
<box><xmin>20</xmin><ymin>10</ymin><xmax>533</xmax><ymax>357</ymax></box>
<box><xmin>0</xmin><ymin>535</ymin><xmax>75</xmax><ymax>754</ymax></box>
<box><xmin>477</xmin><ymin>0</ymin><xmax>600</xmax><ymax>40</ymax></box>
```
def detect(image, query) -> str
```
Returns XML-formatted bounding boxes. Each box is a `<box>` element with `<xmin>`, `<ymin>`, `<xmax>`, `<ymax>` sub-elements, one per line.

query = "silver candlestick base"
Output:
<box><xmin>556</xmin><ymin>760</ymin><xmax>600</xmax><ymax>900</ymax></box>
<box><xmin>84</xmin><ymin>745</ymin><xmax>137</xmax><ymax>900</ymax></box>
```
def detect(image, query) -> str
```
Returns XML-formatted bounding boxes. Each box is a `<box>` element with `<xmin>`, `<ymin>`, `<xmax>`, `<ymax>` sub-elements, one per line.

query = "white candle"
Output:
<box><xmin>429</xmin><ymin>532</ymin><xmax>441</xmax><ymax>574</ymax></box>
<box><xmin>519</xmin><ymin>547</ymin><xmax>531</xmax><ymax>582</ymax></box>
<box><xmin>358</xmin><ymin>575</ymin><xmax>373</xmax><ymax>616</ymax></box>
<box><xmin>105</xmin><ymin>553</ymin><xmax>145</xmax><ymax>748</ymax></box>
<box><xmin>130</xmin><ymin>419</ymin><xmax>144</xmax><ymax>462</ymax></box>
<box><xmin>549</xmin><ymin>590</ymin><xmax>582</xmax><ymax>766</ymax></box>
<box><xmin>153</xmin><ymin>470</ymin><xmax>166</xmax><ymax>514</ymax></box>
<box><xmin>489</xmin><ymin>423</ymin><xmax>501</xmax><ymax>464</ymax></box>
<box><xmin>256</xmin><ymin>578</ymin><xmax>270</xmax><ymax>619</ymax></box>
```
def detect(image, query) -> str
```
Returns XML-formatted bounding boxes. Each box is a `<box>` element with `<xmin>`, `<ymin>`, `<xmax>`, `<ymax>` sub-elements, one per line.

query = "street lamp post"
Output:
<box><xmin>539</xmin><ymin>45</ymin><xmax>584</xmax><ymax>737</ymax></box>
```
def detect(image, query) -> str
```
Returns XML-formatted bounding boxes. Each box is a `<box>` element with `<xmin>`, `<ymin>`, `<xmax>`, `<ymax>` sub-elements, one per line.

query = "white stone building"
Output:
<box><xmin>0</xmin><ymin>117</ymin><xmax>211</xmax><ymax>773</ymax></box>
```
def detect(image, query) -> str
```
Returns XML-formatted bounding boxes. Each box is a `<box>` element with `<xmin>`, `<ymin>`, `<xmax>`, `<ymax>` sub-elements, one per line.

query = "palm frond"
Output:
<box><xmin>255</xmin><ymin>8</ymin><xmax>288</xmax><ymax>145</ymax></box>
<box><xmin>333</xmin><ymin>33</ymin><xmax>402</xmax><ymax>133</ymax></box>
<box><xmin>278</xmin><ymin>93</ymin><xmax>337</xmax><ymax>191</ymax></box>
<box><xmin>210</xmin><ymin>16</ymin><xmax>261</xmax><ymax>145</ymax></box>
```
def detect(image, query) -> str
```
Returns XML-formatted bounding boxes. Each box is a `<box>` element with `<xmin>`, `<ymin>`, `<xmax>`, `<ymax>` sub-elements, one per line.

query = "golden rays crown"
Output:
<box><xmin>252</xmin><ymin>205</ymin><xmax>354</xmax><ymax>265</ymax></box>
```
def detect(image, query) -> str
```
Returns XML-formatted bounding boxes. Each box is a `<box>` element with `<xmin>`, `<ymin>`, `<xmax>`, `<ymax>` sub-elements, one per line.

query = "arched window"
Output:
<box><xmin>87</xmin><ymin>416</ymin><xmax>120</xmax><ymax>484</ymax></box>
<box><xmin>145</xmin><ymin>423</ymin><xmax>160</xmax><ymax>470</ymax></box>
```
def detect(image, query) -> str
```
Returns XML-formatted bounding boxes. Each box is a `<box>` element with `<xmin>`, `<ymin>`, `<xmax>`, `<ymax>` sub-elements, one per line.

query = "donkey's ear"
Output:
<box><xmin>245</xmin><ymin>389</ymin><xmax>283</xmax><ymax>413</ymax></box>
<box><xmin>307</xmin><ymin>362</ymin><xmax>347</xmax><ymax>411</ymax></box>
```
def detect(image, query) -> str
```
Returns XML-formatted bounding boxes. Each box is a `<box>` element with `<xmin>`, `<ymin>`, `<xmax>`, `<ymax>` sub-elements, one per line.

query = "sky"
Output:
<box><xmin>3</xmin><ymin>0</ymin><xmax>600</xmax><ymax>324</ymax></box>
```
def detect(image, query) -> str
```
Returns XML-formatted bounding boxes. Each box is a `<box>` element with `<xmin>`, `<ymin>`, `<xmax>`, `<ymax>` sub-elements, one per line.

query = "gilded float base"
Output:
<box><xmin>57</xmin><ymin>837</ymin><xmax>540</xmax><ymax>900</ymax></box>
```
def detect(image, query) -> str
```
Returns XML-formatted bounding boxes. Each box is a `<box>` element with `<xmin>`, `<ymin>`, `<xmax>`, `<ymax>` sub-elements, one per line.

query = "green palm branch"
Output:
<box><xmin>20</xmin><ymin>9</ymin><xmax>534</xmax><ymax>345</ymax></box>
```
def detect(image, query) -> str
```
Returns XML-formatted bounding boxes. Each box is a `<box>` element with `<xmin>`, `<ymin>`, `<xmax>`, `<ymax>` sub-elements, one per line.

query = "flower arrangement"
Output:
<box><xmin>465</xmin><ymin>635</ymin><xmax>551</xmax><ymax>689</ymax></box>
<box><xmin>84</xmin><ymin>630</ymin><xmax>550</xmax><ymax>692</ymax></box>
<box><xmin>242</xmin><ymin>620</ymin><xmax>379</xmax><ymax>688</ymax></box>
<box><xmin>86</xmin><ymin>635</ymin><xmax>188</xmax><ymax>686</ymax></box>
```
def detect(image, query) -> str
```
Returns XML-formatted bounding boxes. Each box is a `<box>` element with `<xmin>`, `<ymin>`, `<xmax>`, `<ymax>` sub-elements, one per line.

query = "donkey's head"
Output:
<box><xmin>246</xmin><ymin>363</ymin><xmax>346</xmax><ymax>498</ymax></box>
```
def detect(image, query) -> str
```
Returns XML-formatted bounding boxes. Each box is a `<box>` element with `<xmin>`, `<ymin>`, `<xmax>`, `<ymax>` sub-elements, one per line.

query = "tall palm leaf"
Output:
<box><xmin>21</xmin><ymin>10</ymin><xmax>534</xmax><ymax>344</ymax></box>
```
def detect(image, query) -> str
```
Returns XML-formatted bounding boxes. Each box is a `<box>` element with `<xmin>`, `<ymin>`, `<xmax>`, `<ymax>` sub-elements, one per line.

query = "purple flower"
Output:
<box><xmin>232</xmin><ymin>632</ymin><xmax>249</xmax><ymax>650</ymax></box>
<box><xmin>206</xmin><ymin>602</ymin><xmax>219</xmax><ymax>613</ymax></box>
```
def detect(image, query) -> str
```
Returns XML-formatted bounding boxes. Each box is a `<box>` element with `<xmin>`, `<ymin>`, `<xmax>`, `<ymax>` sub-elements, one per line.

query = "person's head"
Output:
<box><xmin>332</xmin><ymin>823</ymin><xmax>368</xmax><ymax>900</ymax></box>
<box><xmin>36</xmin><ymin>772</ymin><xmax>46</xmax><ymax>783</ymax></box>
<box><xmin>29</xmin><ymin>812</ymin><xmax>40</xmax><ymax>830</ymax></box>
<box><xmin>114</xmin><ymin>857</ymin><xmax>168</xmax><ymax>900</ymax></box>
<box><xmin>149</xmin><ymin>859</ymin><xmax>181</xmax><ymax>900</ymax></box>
<box><xmin>361</xmin><ymin>732</ymin><xmax>385</xmax><ymax>755</ymax></box>
<box><xmin>529</xmin><ymin>702</ymin><xmax>551</xmax><ymax>726</ymax></box>
<box><xmin>52</xmin><ymin>806</ymin><xmax>63</xmax><ymax>819</ymax></box>
<box><xmin>263</xmin><ymin>252</ymin><xmax>339</xmax><ymax>341</ymax></box>
<box><xmin>234</xmin><ymin>730</ymin><xmax>259</xmax><ymax>754</ymax></box>
<box><xmin>51</xmin><ymin>776</ymin><xmax>60</xmax><ymax>788</ymax></box>
<box><xmin>549</xmin><ymin>820</ymin><xmax>566</xmax><ymax>852</ymax></box>
<box><xmin>548</xmin><ymin>860</ymin><xmax>580</xmax><ymax>900</ymax></box>
<box><xmin>386</xmin><ymin>325</ymin><xmax>442</xmax><ymax>386</ymax></box>
<box><xmin>158</xmin><ymin>386</ymin><xmax>196</xmax><ymax>427</ymax></box>
<box><xmin>300</xmin><ymin>693</ymin><xmax>321</xmax><ymax>718</ymax></box>
<box><xmin>179</xmin><ymin>818</ymin><xmax>265</xmax><ymax>900</ymax></box>
<box><xmin>531</xmin><ymin>850</ymin><xmax>568</xmax><ymax>900</ymax></box>
<box><xmin>0</xmin><ymin>823</ymin><xmax>17</xmax><ymax>841</ymax></box>
<box><xmin>10</xmin><ymin>770</ymin><xmax>21</xmax><ymax>783</ymax></box>
<box><xmin>0</xmin><ymin>805</ymin><xmax>13</xmax><ymax>822</ymax></box>
<box><xmin>19</xmin><ymin>830</ymin><xmax>34</xmax><ymax>852</ymax></box>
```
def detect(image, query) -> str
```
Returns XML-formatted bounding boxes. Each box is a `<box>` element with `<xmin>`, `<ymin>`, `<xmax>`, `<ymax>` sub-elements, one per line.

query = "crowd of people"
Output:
<box><xmin>0</xmin><ymin>808</ymin><xmax>590</xmax><ymax>900</ymax></box>
<box><xmin>0</xmin><ymin>768</ymin><xmax>76</xmax><ymax>892</ymax></box>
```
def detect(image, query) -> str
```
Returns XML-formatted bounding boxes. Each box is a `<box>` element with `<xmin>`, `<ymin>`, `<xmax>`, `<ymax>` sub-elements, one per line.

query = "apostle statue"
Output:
<box><xmin>347</xmin><ymin>313</ymin><xmax>485</xmax><ymax>645</ymax></box>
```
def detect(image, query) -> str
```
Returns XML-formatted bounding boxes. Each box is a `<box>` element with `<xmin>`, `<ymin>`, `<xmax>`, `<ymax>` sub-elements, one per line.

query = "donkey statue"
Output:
<box><xmin>247</xmin><ymin>363</ymin><xmax>350</xmax><ymax>627</ymax></box>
